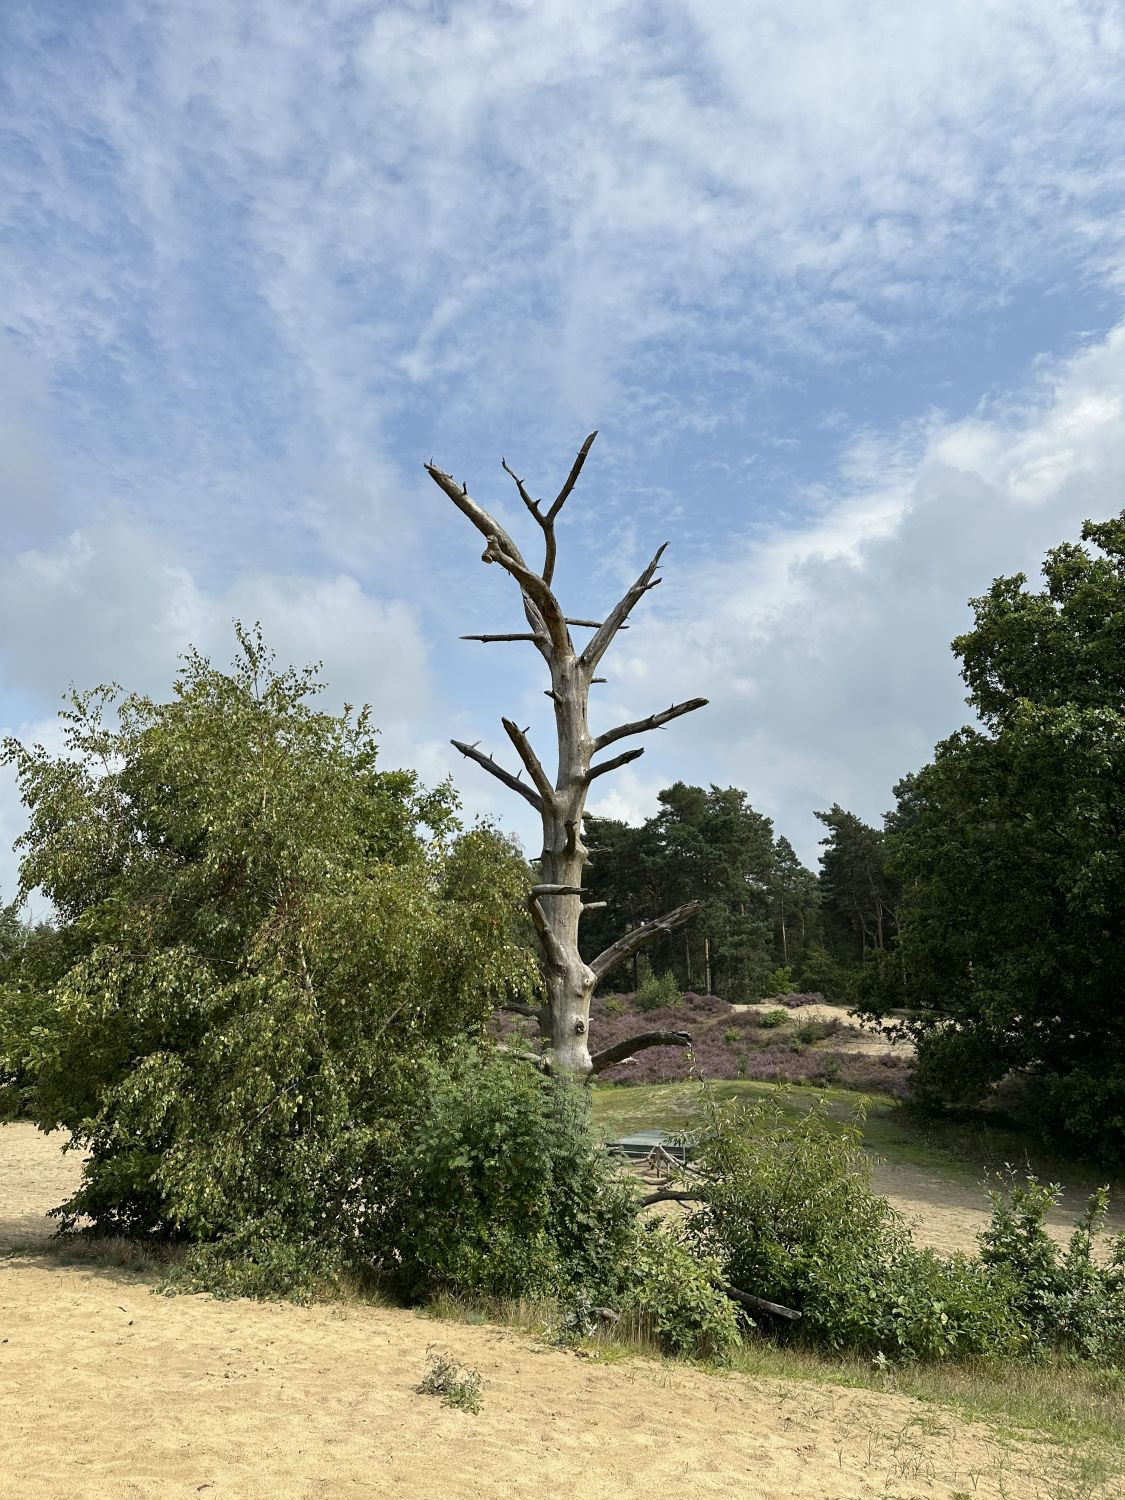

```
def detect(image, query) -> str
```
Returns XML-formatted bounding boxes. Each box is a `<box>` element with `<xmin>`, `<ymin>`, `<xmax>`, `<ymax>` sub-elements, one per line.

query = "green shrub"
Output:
<box><xmin>979</xmin><ymin>1173</ymin><xmax>1125</xmax><ymax>1364</ymax></box>
<box><xmin>166</xmin><ymin>1220</ymin><xmax>347</xmax><ymax>1302</ymax></box>
<box><xmin>688</xmin><ymin>1094</ymin><xmax>1024</xmax><ymax>1361</ymax></box>
<box><xmin>621</xmin><ymin>1224</ymin><xmax>742</xmax><ymax>1362</ymax></box>
<box><xmin>601</xmin><ymin>995</ymin><xmax>626</xmax><ymax>1019</ymax></box>
<box><xmin>762</xmin><ymin>965</ymin><xmax>794</xmax><ymax>997</ymax></box>
<box><xmin>635</xmin><ymin>970</ymin><xmax>682</xmax><ymax>1012</ymax></box>
<box><xmin>757</xmin><ymin>1009</ymin><xmax>789</xmax><ymax>1029</ymax></box>
<box><xmin>792</xmin><ymin>1017</ymin><xmax>841</xmax><ymax>1046</ymax></box>
<box><xmin>367</xmin><ymin>1048</ymin><xmax>636</xmax><ymax>1302</ymax></box>
<box><xmin>794</xmin><ymin>947</ymin><xmax>854</xmax><ymax>1003</ymax></box>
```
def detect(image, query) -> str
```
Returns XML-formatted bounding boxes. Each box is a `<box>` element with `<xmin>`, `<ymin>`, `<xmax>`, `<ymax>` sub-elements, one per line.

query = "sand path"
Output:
<box><xmin>0</xmin><ymin>1124</ymin><xmax>1112</xmax><ymax>1500</ymax></box>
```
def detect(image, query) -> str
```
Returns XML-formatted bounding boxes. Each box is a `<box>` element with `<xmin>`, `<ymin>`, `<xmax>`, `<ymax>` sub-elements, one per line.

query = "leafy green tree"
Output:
<box><xmin>814</xmin><ymin>804</ymin><xmax>899</xmax><ymax>964</ymax></box>
<box><xmin>0</xmin><ymin>627</ymin><xmax>538</xmax><ymax>1256</ymax></box>
<box><xmin>883</xmin><ymin>513</ymin><xmax>1125</xmax><ymax>1157</ymax></box>
<box><xmin>585</xmin><ymin>785</ymin><xmax>801</xmax><ymax>999</ymax></box>
<box><xmin>769</xmin><ymin>834</ymin><xmax>820</xmax><ymax>973</ymax></box>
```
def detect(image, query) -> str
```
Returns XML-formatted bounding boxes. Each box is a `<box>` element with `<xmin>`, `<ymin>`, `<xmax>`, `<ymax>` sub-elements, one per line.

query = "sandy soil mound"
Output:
<box><xmin>0</xmin><ymin>1124</ymin><xmax>1112</xmax><ymax>1500</ymax></box>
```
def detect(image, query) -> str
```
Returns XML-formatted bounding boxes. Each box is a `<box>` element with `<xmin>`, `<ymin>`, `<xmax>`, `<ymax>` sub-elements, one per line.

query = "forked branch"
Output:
<box><xmin>501</xmin><ymin>431</ymin><xmax>597</xmax><ymax>586</ymax></box>
<box><xmin>589</xmin><ymin>901</ymin><xmax>701</xmax><ymax>982</ymax></box>
<box><xmin>426</xmin><ymin>463</ymin><xmax>568</xmax><ymax>653</ymax></box>
<box><xmin>451</xmin><ymin>739</ymin><xmax>544</xmax><ymax>813</ymax></box>
<box><xmin>579</xmin><ymin>543</ymin><xmax>667</xmax><ymax>677</ymax></box>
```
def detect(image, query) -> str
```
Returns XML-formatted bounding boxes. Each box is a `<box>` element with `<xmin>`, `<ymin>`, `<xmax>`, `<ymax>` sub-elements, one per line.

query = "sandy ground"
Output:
<box><xmin>731</xmin><ymin>1001</ymin><xmax>912</xmax><ymax>1058</ymax></box>
<box><xmin>0</xmin><ymin>1124</ymin><xmax>1115</xmax><ymax>1500</ymax></box>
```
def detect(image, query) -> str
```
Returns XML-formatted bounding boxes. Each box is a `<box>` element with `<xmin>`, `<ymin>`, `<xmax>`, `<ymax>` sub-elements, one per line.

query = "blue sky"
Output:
<box><xmin>4</xmin><ymin>0</ymin><xmax>1125</xmax><ymax>898</ymax></box>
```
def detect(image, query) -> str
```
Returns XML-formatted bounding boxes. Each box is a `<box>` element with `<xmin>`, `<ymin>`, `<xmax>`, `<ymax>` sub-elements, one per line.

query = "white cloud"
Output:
<box><xmin>4</xmin><ymin>1</ymin><xmax>1125</xmax><ymax>885</ymax></box>
<box><xmin>0</xmin><ymin>520</ymin><xmax>429</xmax><ymax>720</ymax></box>
<box><xmin>618</xmin><ymin>320</ymin><xmax>1125</xmax><ymax>860</ymax></box>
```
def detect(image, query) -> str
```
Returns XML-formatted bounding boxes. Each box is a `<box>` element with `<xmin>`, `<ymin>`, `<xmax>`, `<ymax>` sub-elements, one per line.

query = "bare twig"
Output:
<box><xmin>451</xmin><ymin>740</ymin><xmax>544</xmax><ymax>813</ymax></box>
<box><xmin>586</xmin><ymin>745</ymin><xmax>645</xmax><ymax>782</ymax></box>
<box><xmin>589</xmin><ymin>901</ymin><xmax>701</xmax><ymax>982</ymax></box>
<box><xmin>549</xmin><ymin>431</ymin><xmax>598</xmax><ymax>521</ymax></box>
<box><xmin>460</xmin><ymin>632</ymin><xmax>541</xmax><ymax>644</ymax></box>
<box><xmin>590</xmin><ymin>1029</ymin><xmax>692</xmax><ymax>1074</ymax></box>
<box><xmin>638</xmin><ymin>1188</ymin><xmax>702</xmax><ymax>1207</ymax></box>
<box><xmin>594</xmin><ymin>698</ymin><xmax>708</xmax><ymax>752</ymax></box>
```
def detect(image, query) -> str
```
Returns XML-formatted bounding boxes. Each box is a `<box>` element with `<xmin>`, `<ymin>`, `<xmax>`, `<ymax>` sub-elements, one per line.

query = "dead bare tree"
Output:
<box><xmin>426</xmin><ymin>432</ymin><xmax>707</xmax><ymax>1077</ymax></box>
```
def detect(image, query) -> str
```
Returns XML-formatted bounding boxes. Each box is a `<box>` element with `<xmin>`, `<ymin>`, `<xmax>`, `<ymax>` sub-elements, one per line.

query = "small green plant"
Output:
<box><xmin>757</xmin><ymin>1008</ymin><xmax>790</xmax><ymax>1029</ymax></box>
<box><xmin>723</xmin><ymin>1027</ymin><xmax>740</xmax><ymax>1048</ymax></box>
<box><xmin>635</xmin><ymin>969</ymin><xmax>682</xmax><ymax>1012</ymax></box>
<box><xmin>793</xmin><ymin>1017</ymin><xmax>840</xmax><ymax>1046</ymax></box>
<box><xmin>763</xmin><ymin>964</ymin><xmax>794</xmax><ymax>997</ymax></box>
<box><xmin>601</xmin><ymin>995</ymin><xmax>626</xmax><ymax>1018</ymax></box>
<box><xmin>418</xmin><ymin>1347</ymin><xmax>483</xmax><ymax>1413</ymax></box>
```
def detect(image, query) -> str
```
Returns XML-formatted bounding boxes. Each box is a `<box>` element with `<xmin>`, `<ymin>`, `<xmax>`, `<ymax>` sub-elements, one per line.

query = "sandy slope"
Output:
<box><xmin>0</xmin><ymin>1123</ymin><xmax>1112</xmax><ymax>1500</ymax></box>
<box><xmin>731</xmin><ymin>1001</ymin><xmax>913</xmax><ymax>1057</ymax></box>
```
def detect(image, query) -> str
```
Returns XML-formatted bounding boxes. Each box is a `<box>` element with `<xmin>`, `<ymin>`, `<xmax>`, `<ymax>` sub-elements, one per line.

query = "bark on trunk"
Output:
<box><xmin>427</xmin><ymin>435</ymin><xmax>707</xmax><ymax>1076</ymax></box>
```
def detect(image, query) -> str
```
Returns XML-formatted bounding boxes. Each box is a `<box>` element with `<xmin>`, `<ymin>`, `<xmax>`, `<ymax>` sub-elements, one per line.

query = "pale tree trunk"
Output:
<box><xmin>426</xmin><ymin>434</ymin><xmax>707</xmax><ymax>1077</ymax></box>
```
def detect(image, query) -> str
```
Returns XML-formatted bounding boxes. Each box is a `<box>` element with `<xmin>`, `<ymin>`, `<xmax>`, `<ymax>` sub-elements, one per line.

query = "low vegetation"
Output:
<box><xmin>418</xmin><ymin>1348</ymin><xmax>484</xmax><ymax>1414</ymax></box>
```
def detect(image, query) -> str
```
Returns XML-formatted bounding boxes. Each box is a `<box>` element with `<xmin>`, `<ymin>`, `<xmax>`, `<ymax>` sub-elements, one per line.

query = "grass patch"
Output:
<box><xmin>4</xmin><ymin>1231</ymin><xmax>187</xmax><ymax>1278</ymax></box>
<box><xmin>590</xmin><ymin>1079</ymin><xmax>1125</xmax><ymax>1200</ymax></box>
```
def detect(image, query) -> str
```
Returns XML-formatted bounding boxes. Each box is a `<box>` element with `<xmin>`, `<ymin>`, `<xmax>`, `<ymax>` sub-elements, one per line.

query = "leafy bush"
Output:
<box><xmin>794</xmin><ymin>947</ymin><xmax>856</xmax><ymax>1003</ymax></box>
<box><xmin>1</xmin><ymin>630</ymin><xmax>539</xmax><ymax>1273</ymax></box>
<box><xmin>620</xmin><ymin>1224</ymin><xmax>742</xmax><ymax>1362</ymax></box>
<box><xmin>367</xmin><ymin>1048</ymin><xmax>636</xmax><ymax>1302</ymax></box>
<box><xmin>979</xmin><ymin>1173</ymin><xmax>1125</xmax><ymax>1364</ymax></box>
<box><xmin>792</xmin><ymin>1017</ymin><xmax>841</xmax><ymax>1046</ymax></box>
<box><xmin>688</xmin><ymin>1094</ymin><xmax>1024</xmax><ymax>1361</ymax></box>
<box><xmin>757</xmin><ymin>1009</ymin><xmax>790</xmax><ymax>1029</ymax></box>
<box><xmin>635</xmin><ymin>969</ymin><xmax>682</xmax><ymax>1012</ymax></box>
<box><xmin>762</xmin><ymin>965</ymin><xmax>794</xmax><ymax>997</ymax></box>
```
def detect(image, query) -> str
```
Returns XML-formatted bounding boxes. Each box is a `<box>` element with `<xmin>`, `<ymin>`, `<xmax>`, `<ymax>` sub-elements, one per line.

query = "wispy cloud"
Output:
<box><xmin>2</xmin><ymin>1</ymin><xmax>1125</xmax><ymax>887</ymax></box>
